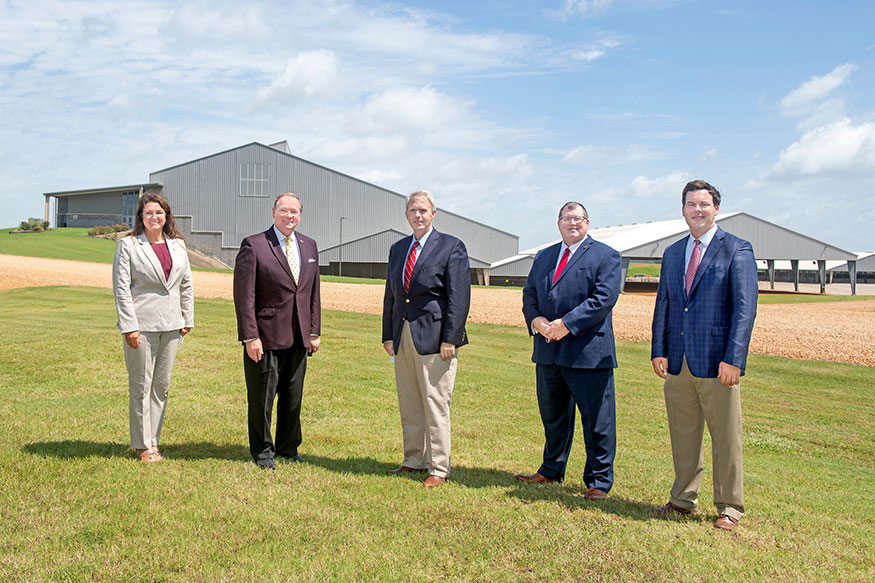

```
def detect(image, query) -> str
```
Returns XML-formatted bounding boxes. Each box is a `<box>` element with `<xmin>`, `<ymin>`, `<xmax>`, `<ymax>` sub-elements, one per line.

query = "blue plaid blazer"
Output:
<box><xmin>651</xmin><ymin>227</ymin><xmax>758</xmax><ymax>378</ymax></box>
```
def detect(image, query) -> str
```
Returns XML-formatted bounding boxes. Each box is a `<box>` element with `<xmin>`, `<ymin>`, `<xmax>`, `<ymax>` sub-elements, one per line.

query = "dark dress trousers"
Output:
<box><xmin>522</xmin><ymin>235</ymin><xmax>622</xmax><ymax>490</ymax></box>
<box><xmin>233</xmin><ymin>228</ymin><xmax>321</xmax><ymax>463</ymax></box>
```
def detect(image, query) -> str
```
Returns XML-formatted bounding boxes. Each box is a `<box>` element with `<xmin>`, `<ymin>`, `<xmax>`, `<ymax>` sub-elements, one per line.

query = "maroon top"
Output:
<box><xmin>151</xmin><ymin>242</ymin><xmax>172</xmax><ymax>280</ymax></box>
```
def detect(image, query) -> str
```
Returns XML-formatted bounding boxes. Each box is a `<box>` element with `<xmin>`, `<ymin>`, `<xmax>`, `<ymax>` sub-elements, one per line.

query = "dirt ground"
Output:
<box><xmin>2</xmin><ymin>254</ymin><xmax>873</xmax><ymax>366</ymax></box>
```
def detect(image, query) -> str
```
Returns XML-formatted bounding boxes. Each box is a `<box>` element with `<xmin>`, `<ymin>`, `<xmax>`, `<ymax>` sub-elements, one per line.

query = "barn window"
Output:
<box><xmin>239</xmin><ymin>163</ymin><xmax>270</xmax><ymax>197</ymax></box>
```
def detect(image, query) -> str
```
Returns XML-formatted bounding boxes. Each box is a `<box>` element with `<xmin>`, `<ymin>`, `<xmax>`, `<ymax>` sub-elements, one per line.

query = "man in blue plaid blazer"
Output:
<box><xmin>650</xmin><ymin>180</ymin><xmax>758</xmax><ymax>532</ymax></box>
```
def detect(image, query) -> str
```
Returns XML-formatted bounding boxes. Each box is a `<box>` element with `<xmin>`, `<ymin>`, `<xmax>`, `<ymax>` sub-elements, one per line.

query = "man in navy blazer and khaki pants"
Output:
<box><xmin>518</xmin><ymin>202</ymin><xmax>622</xmax><ymax>500</ymax></box>
<box><xmin>382</xmin><ymin>190</ymin><xmax>470</xmax><ymax>487</ymax></box>
<box><xmin>234</xmin><ymin>193</ymin><xmax>321</xmax><ymax>470</ymax></box>
<box><xmin>651</xmin><ymin>180</ymin><xmax>757</xmax><ymax>531</ymax></box>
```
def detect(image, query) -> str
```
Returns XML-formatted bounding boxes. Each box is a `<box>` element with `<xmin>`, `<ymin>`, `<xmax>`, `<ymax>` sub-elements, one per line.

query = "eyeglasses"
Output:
<box><xmin>275</xmin><ymin>208</ymin><xmax>301</xmax><ymax>217</ymax></box>
<box><xmin>559</xmin><ymin>216</ymin><xmax>588</xmax><ymax>224</ymax></box>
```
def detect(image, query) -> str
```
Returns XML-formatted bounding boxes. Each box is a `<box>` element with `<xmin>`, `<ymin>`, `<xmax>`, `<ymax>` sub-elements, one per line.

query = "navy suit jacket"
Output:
<box><xmin>651</xmin><ymin>227</ymin><xmax>758</xmax><ymax>378</ymax></box>
<box><xmin>382</xmin><ymin>229</ymin><xmax>470</xmax><ymax>356</ymax></box>
<box><xmin>522</xmin><ymin>235</ymin><xmax>621</xmax><ymax>369</ymax></box>
<box><xmin>233</xmin><ymin>228</ymin><xmax>321</xmax><ymax>351</ymax></box>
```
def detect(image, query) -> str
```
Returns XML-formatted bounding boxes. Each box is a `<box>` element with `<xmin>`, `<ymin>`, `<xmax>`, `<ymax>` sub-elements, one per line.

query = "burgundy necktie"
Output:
<box><xmin>553</xmin><ymin>247</ymin><xmax>570</xmax><ymax>284</ymax></box>
<box><xmin>685</xmin><ymin>239</ymin><xmax>701</xmax><ymax>294</ymax></box>
<box><xmin>403</xmin><ymin>241</ymin><xmax>419</xmax><ymax>292</ymax></box>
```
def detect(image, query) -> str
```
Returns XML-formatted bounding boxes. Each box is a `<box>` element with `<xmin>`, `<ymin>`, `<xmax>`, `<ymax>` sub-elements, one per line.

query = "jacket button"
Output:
<box><xmin>405</xmin><ymin>299</ymin><xmax>410</xmax><ymax>303</ymax></box>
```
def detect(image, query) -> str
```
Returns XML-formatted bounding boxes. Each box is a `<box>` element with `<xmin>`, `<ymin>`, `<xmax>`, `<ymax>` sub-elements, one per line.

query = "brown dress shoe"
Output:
<box><xmin>714</xmin><ymin>514</ymin><xmax>739</xmax><ymax>531</ymax></box>
<box><xmin>387</xmin><ymin>466</ymin><xmax>425</xmax><ymax>475</ymax></box>
<box><xmin>423</xmin><ymin>475</ymin><xmax>446</xmax><ymax>487</ymax></box>
<box><xmin>651</xmin><ymin>501</ymin><xmax>693</xmax><ymax>516</ymax></box>
<box><xmin>514</xmin><ymin>472</ymin><xmax>557</xmax><ymax>483</ymax></box>
<box><xmin>584</xmin><ymin>488</ymin><xmax>606</xmax><ymax>500</ymax></box>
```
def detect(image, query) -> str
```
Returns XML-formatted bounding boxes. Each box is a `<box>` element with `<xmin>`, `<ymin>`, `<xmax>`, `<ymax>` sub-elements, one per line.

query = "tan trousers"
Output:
<box><xmin>123</xmin><ymin>330</ymin><xmax>181</xmax><ymax>450</ymax></box>
<box><xmin>663</xmin><ymin>357</ymin><xmax>744</xmax><ymax>520</ymax></box>
<box><xmin>394</xmin><ymin>322</ymin><xmax>457</xmax><ymax>478</ymax></box>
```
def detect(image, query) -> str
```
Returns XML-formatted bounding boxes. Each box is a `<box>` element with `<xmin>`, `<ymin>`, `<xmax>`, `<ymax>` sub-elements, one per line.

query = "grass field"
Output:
<box><xmin>1</xmin><ymin>286</ymin><xmax>872</xmax><ymax>582</ymax></box>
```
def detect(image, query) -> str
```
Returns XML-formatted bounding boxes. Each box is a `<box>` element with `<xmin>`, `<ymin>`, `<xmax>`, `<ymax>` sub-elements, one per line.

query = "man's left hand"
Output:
<box><xmin>440</xmin><ymin>342</ymin><xmax>456</xmax><ymax>361</ymax></box>
<box><xmin>718</xmin><ymin>362</ymin><xmax>741</xmax><ymax>386</ymax></box>
<box><xmin>309</xmin><ymin>336</ymin><xmax>321</xmax><ymax>354</ymax></box>
<box><xmin>544</xmin><ymin>319</ymin><xmax>570</xmax><ymax>341</ymax></box>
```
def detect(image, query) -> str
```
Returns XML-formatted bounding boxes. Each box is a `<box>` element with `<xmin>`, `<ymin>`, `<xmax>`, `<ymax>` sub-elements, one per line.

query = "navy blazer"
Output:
<box><xmin>382</xmin><ymin>229</ymin><xmax>470</xmax><ymax>356</ymax></box>
<box><xmin>522</xmin><ymin>235</ymin><xmax>621</xmax><ymax>369</ymax></box>
<box><xmin>233</xmin><ymin>228</ymin><xmax>321</xmax><ymax>351</ymax></box>
<box><xmin>651</xmin><ymin>227</ymin><xmax>758</xmax><ymax>378</ymax></box>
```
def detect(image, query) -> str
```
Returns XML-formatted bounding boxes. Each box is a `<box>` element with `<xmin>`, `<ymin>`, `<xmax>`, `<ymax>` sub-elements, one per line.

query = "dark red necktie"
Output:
<box><xmin>685</xmin><ymin>239</ymin><xmax>701</xmax><ymax>295</ymax></box>
<box><xmin>403</xmin><ymin>241</ymin><xmax>419</xmax><ymax>292</ymax></box>
<box><xmin>553</xmin><ymin>247</ymin><xmax>570</xmax><ymax>284</ymax></box>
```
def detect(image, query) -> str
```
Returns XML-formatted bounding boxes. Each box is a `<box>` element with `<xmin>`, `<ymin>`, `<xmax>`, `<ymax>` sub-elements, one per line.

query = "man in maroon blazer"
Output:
<box><xmin>233</xmin><ymin>193</ymin><xmax>321</xmax><ymax>470</ymax></box>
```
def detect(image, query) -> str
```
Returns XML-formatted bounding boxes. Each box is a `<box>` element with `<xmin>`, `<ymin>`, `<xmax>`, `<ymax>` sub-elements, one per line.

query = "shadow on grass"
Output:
<box><xmin>22</xmin><ymin>440</ymin><xmax>249</xmax><ymax>462</ymax></box>
<box><xmin>300</xmin><ymin>455</ymin><xmax>515</xmax><ymax>489</ymax></box>
<box><xmin>506</xmin><ymin>482</ymin><xmax>664</xmax><ymax>522</ymax></box>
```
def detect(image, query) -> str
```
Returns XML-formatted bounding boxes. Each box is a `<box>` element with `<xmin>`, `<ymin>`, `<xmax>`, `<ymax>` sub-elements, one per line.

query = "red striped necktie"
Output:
<box><xmin>685</xmin><ymin>238</ymin><xmax>701</xmax><ymax>294</ymax></box>
<box><xmin>553</xmin><ymin>247</ymin><xmax>570</xmax><ymax>284</ymax></box>
<box><xmin>403</xmin><ymin>241</ymin><xmax>419</xmax><ymax>292</ymax></box>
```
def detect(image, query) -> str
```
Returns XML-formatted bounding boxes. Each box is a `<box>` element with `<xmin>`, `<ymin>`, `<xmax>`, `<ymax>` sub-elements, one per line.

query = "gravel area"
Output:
<box><xmin>2</xmin><ymin>254</ymin><xmax>873</xmax><ymax>366</ymax></box>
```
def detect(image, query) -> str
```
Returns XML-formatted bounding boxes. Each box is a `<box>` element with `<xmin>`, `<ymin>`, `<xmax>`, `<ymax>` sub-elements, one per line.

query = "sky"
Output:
<box><xmin>2</xmin><ymin>0</ymin><xmax>874</xmax><ymax>252</ymax></box>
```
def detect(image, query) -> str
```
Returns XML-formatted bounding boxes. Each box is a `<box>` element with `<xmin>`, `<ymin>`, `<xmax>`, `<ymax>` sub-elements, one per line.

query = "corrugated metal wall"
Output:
<box><xmin>150</xmin><ymin>143</ymin><xmax>518</xmax><ymax>264</ymax></box>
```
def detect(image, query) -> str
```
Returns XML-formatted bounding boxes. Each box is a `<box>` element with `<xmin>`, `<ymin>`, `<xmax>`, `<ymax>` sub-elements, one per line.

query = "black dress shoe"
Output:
<box><xmin>277</xmin><ymin>453</ymin><xmax>305</xmax><ymax>463</ymax></box>
<box><xmin>256</xmin><ymin>459</ymin><xmax>276</xmax><ymax>470</ymax></box>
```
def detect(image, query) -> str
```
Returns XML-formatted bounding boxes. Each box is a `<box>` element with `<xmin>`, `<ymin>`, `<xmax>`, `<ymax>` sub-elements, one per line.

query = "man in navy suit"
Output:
<box><xmin>382</xmin><ymin>190</ymin><xmax>470</xmax><ymax>487</ymax></box>
<box><xmin>517</xmin><ymin>202</ymin><xmax>622</xmax><ymax>500</ymax></box>
<box><xmin>651</xmin><ymin>180</ymin><xmax>757</xmax><ymax>531</ymax></box>
<box><xmin>234</xmin><ymin>193</ymin><xmax>321</xmax><ymax>470</ymax></box>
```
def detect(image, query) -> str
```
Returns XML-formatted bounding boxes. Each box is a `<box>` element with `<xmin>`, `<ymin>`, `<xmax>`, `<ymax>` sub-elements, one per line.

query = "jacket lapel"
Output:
<box><xmin>165</xmin><ymin>239</ymin><xmax>186</xmax><ymax>288</ymax></box>
<box><xmin>267</xmin><ymin>228</ymin><xmax>296</xmax><ymax>286</ymax></box>
<box><xmin>409</xmin><ymin>229</ymin><xmax>439</xmax><ymax>286</ymax></box>
<box><xmin>689</xmin><ymin>228</ymin><xmax>724</xmax><ymax>297</ymax></box>
<box><xmin>551</xmin><ymin>236</ymin><xmax>591</xmax><ymax>289</ymax></box>
<box><xmin>136</xmin><ymin>233</ymin><xmax>169</xmax><ymax>289</ymax></box>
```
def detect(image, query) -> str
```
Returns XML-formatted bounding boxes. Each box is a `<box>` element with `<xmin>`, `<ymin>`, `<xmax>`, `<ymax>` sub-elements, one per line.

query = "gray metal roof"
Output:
<box><xmin>827</xmin><ymin>251</ymin><xmax>875</xmax><ymax>272</ymax></box>
<box><xmin>491</xmin><ymin>212</ymin><xmax>858</xmax><ymax>271</ymax></box>
<box><xmin>44</xmin><ymin>183</ymin><xmax>162</xmax><ymax>197</ymax></box>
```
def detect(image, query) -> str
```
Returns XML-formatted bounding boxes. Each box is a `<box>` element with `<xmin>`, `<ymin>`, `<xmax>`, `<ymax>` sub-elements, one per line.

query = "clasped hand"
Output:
<box><xmin>533</xmin><ymin>317</ymin><xmax>569</xmax><ymax>342</ymax></box>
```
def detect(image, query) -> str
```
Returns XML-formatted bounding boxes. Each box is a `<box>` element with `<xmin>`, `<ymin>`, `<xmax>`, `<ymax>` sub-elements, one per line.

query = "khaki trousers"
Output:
<box><xmin>123</xmin><ymin>330</ymin><xmax>181</xmax><ymax>450</ymax></box>
<box><xmin>663</xmin><ymin>357</ymin><xmax>744</xmax><ymax>520</ymax></box>
<box><xmin>394</xmin><ymin>322</ymin><xmax>457</xmax><ymax>478</ymax></box>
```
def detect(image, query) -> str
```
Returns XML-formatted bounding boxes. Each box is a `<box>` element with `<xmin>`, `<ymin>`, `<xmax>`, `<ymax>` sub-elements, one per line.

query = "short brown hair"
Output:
<box><xmin>682</xmin><ymin>180</ymin><xmax>721</xmax><ymax>207</ymax></box>
<box><xmin>274</xmin><ymin>192</ymin><xmax>303</xmax><ymax>211</ymax></box>
<box><xmin>558</xmin><ymin>201</ymin><xmax>588</xmax><ymax>220</ymax></box>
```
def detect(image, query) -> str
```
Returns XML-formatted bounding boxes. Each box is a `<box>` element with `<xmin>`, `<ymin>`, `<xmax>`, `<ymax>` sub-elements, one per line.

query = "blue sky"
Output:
<box><xmin>2</xmin><ymin>0</ymin><xmax>874</xmax><ymax>252</ymax></box>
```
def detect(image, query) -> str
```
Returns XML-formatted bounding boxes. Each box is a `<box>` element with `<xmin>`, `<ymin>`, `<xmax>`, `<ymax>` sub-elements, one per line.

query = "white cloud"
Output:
<box><xmin>755</xmin><ymin>118</ymin><xmax>875</xmax><ymax>181</ymax></box>
<box><xmin>589</xmin><ymin>171</ymin><xmax>690</xmax><ymax>203</ymax></box>
<box><xmin>548</xmin><ymin>0</ymin><xmax>614</xmax><ymax>20</ymax></box>
<box><xmin>252</xmin><ymin>50</ymin><xmax>344</xmax><ymax>110</ymax></box>
<box><xmin>163</xmin><ymin>2</ymin><xmax>268</xmax><ymax>40</ymax></box>
<box><xmin>352</xmin><ymin>86</ymin><xmax>472</xmax><ymax>135</ymax></box>
<box><xmin>562</xmin><ymin>144</ymin><xmax>663</xmax><ymax>164</ymax></box>
<box><xmin>780</xmin><ymin>63</ymin><xmax>858</xmax><ymax>117</ymax></box>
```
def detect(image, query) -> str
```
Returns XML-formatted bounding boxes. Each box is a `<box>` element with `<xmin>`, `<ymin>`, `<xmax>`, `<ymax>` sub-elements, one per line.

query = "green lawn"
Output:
<box><xmin>1</xmin><ymin>227</ymin><xmax>118</xmax><ymax>263</ymax></box>
<box><xmin>0</xmin><ymin>287</ymin><xmax>872</xmax><ymax>582</ymax></box>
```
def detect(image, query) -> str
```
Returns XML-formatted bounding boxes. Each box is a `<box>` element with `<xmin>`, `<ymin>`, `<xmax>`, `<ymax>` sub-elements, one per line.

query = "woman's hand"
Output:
<box><xmin>124</xmin><ymin>331</ymin><xmax>141</xmax><ymax>349</ymax></box>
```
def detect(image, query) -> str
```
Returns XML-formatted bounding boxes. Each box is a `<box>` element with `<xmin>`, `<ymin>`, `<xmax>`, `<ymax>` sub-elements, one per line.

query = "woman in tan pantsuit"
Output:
<box><xmin>112</xmin><ymin>192</ymin><xmax>194</xmax><ymax>463</ymax></box>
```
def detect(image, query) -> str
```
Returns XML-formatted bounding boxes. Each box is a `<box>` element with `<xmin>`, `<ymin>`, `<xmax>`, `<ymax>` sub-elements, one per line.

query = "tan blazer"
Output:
<box><xmin>112</xmin><ymin>233</ymin><xmax>194</xmax><ymax>334</ymax></box>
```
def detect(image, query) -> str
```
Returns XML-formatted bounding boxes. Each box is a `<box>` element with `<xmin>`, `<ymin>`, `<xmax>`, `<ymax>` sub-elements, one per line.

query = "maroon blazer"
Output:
<box><xmin>233</xmin><ymin>228</ymin><xmax>321</xmax><ymax>351</ymax></box>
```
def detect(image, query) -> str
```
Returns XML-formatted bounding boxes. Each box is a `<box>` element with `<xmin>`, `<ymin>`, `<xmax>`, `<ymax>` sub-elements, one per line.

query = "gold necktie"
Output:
<box><xmin>284</xmin><ymin>236</ymin><xmax>299</xmax><ymax>284</ymax></box>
